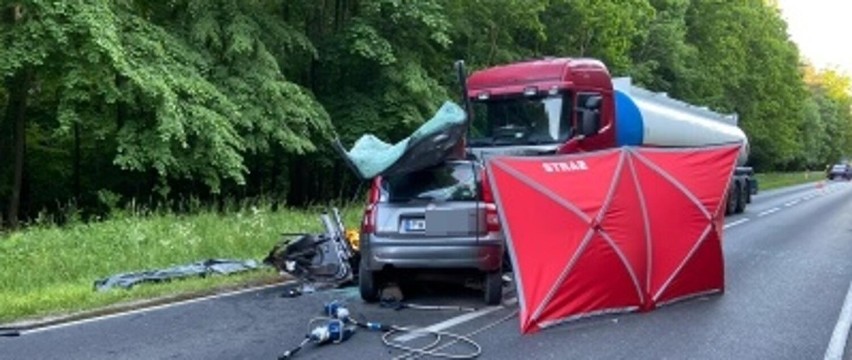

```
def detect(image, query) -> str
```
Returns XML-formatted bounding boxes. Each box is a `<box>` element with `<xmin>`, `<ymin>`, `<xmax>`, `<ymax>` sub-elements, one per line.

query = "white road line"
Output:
<box><xmin>723</xmin><ymin>218</ymin><xmax>749</xmax><ymax>229</ymax></box>
<box><xmin>757</xmin><ymin>208</ymin><xmax>780</xmax><ymax>217</ymax></box>
<box><xmin>21</xmin><ymin>282</ymin><xmax>287</xmax><ymax>335</ymax></box>
<box><xmin>395</xmin><ymin>297</ymin><xmax>518</xmax><ymax>342</ymax></box>
<box><xmin>825</xmin><ymin>281</ymin><xmax>852</xmax><ymax>360</ymax></box>
<box><xmin>784</xmin><ymin>200</ymin><xmax>800</xmax><ymax>207</ymax></box>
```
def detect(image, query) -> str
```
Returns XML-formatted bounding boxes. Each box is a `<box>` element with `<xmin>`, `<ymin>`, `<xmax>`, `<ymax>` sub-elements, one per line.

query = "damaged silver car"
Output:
<box><xmin>357</xmin><ymin>160</ymin><xmax>505</xmax><ymax>305</ymax></box>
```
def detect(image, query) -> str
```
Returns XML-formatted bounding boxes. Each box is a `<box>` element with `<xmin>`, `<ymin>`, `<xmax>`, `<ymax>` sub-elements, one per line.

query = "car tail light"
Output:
<box><xmin>480</xmin><ymin>169</ymin><xmax>501</xmax><ymax>233</ymax></box>
<box><xmin>485</xmin><ymin>204</ymin><xmax>500</xmax><ymax>233</ymax></box>
<box><xmin>361</xmin><ymin>204</ymin><xmax>377</xmax><ymax>234</ymax></box>
<box><xmin>361</xmin><ymin>177</ymin><xmax>381</xmax><ymax>234</ymax></box>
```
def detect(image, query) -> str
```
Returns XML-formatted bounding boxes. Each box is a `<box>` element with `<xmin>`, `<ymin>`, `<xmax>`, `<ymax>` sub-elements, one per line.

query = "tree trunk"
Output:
<box><xmin>73</xmin><ymin>121</ymin><xmax>81</xmax><ymax>201</ymax></box>
<box><xmin>331</xmin><ymin>162</ymin><xmax>341</xmax><ymax>201</ymax></box>
<box><xmin>270</xmin><ymin>150</ymin><xmax>281</xmax><ymax>205</ymax></box>
<box><xmin>287</xmin><ymin>156</ymin><xmax>306</xmax><ymax>206</ymax></box>
<box><xmin>251</xmin><ymin>153</ymin><xmax>263</xmax><ymax>197</ymax></box>
<box><xmin>0</xmin><ymin>95</ymin><xmax>9</xmax><ymax>228</ymax></box>
<box><xmin>312</xmin><ymin>162</ymin><xmax>322</xmax><ymax>202</ymax></box>
<box><xmin>116</xmin><ymin>74</ymin><xmax>127</xmax><ymax>129</ymax></box>
<box><xmin>282</xmin><ymin>1</ymin><xmax>290</xmax><ymax>22</ymax></box>
<box><xmin>5</xmin><ymin>70</ymin><xmax>32</xmax><ymax>229</ymax></box>
<box><xmin>334</xmin><ymin>0</ymin><xmax>341</xmax><ymax>31</ymax></box>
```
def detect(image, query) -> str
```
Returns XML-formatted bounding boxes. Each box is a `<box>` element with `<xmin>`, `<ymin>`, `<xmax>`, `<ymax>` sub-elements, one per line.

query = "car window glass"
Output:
<box><xmin>382</xmin><ymin>163</ymin><xmax>479</xmax><ymax>203</ymax></box>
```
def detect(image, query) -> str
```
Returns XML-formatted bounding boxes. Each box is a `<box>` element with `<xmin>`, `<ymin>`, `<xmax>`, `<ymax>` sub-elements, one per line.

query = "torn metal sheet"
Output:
<box><xmin>333</xmin><ymin>101</ymin><xmax>468</xmax><ymax>179</ymax></box>
<box><xmin>264</xmin><ymin>208</ymin><xmax>357</xmax><ymax>297</ymax></box>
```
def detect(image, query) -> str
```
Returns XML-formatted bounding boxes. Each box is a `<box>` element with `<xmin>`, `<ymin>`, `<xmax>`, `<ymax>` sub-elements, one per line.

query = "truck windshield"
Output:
<box><xmin>469</xmin><ymin>94</ymin><xmax>572</xmax><ymax>146</ymax></box>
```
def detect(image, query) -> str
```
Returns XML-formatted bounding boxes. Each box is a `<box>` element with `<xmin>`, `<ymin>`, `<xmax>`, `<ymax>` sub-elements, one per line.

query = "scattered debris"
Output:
<box><xmin>264</xmin><ymin>208</ymin><xmax>356</xmax><ymax>297</ymax></box>
<box><xmin>93</xmin><ymin>259</ymin><xmax>260</xmax><ymax>291</ymax></box>
<box><xmin>278</xmin><ymin>300</ymin><xmax>482</xmax><ymax>360</ymax></box>
<box><xmin>0</xmin><ymin>327</ymin><xmax>21</xmax><ymax>337</ymax></box>
<box><xmin>344</xmin><ymin>229</ymin><xmax>360</xmax><ymax>252</ymax></box>
<box><xmin>379</xmin><ymin>300</ymin><xmax>477</xmax><ymax>312</ymax></box>
<box><xmin>379</xmin><ymin>283</ymin><xmax>404</xmax><ymax>303</ymax></box>
<box><xmin>375</xmin><ymin>282</ymin><xmax>478</xmax><ymax>312</ymax></box>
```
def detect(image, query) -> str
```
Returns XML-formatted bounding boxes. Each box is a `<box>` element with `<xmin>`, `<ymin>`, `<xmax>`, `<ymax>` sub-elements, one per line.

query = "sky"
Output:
<box><xmin>777</xmin><ymin>0</ymin><xmax>852</xmax><ymax>75</ymax></box>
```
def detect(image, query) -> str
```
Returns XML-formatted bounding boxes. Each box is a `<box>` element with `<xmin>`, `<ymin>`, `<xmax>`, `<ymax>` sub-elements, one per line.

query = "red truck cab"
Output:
<box><xmin>465</xmin><ymin>57</ymin><xmax>617</xmax><ymax>154</ymax></box>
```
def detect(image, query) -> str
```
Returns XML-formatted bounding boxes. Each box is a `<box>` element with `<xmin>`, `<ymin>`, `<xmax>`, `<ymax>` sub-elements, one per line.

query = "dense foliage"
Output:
<box><xmin>1</xmin><ymin>0</ymin><xmax>851</xmax><ymax>227</ymax></box>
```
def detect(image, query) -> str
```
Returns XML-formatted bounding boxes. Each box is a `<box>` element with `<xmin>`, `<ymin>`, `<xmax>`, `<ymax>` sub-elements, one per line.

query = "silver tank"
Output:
<box><xmin>612</xmin><ymin>77</ymin><xmax>750</xmax><ymax>166</ymax></box>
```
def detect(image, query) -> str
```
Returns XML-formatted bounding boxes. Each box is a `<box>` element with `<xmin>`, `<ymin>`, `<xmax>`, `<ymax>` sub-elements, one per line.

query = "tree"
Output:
<box><xmin>443</xmin><ymin>0</ymin><xmax>547</xmax><ymax>68</ymax></box>
<box><xmin>2</xmin><ymin>0</ymin><xmax>849</xmax><ymax>228</ymax></box>
<box><xmin>682</xmin><ymin>0</ymin><xmax>807</xmax><ymax>169</ymax></box>
<box><xmin>0</xmin><ymin>1</ymin><xmax>333</xmax><ymax>225</ymax></box>
<box><xmin>805</xmin><ymin>66</ymin><xmax>852</xmax><ymax>164</ymax></box>
<box><xmin>631</xmin><ymin>0</ymin><xmax>696</xmax><ymax>92</ymax></box>
<box><xmin>540</xmin><ymin>0</ymin><xmax>654</xmax><ymax>75</ymax></box>
<box><xmin>1</xmin><ymin>2</ymin><xmax>50</xmax><ymax>228</ymax></box>
<box><xmin>279</xmin><ymin>0</ymin><xmax>455</xmax><ymax>205</ymax></box>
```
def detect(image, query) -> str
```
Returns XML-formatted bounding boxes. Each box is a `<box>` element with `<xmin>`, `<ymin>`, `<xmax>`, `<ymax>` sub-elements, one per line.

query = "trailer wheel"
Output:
<box><xmin>734</xmin><ymin>183</ymin><xmax>746</xmax><ymax>214</ymax></box>
<box><xmin>725</xmin><ymin>184</ymin><xmax>737</xmax><ymax>215</ymax></box>
<box><xmin>745</xmin><ymin>180</ymin><xmax>753</xmax><ymax>204</ymax></box>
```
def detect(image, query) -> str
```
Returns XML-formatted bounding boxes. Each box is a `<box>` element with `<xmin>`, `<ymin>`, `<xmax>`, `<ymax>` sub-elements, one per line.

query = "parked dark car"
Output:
<box><xmin>357</xmin><ymin>160</ymin><xmax>505</xmax><ymax>305</ymax></box>
<box><xmin>827</xmin><ymin>164</ymin><xmax>852</xmax><ymax>180</ymax></box>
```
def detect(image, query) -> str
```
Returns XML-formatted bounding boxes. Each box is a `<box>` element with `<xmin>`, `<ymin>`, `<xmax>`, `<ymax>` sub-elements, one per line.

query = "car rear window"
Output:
<box><xmin>382</xmin><ymin>162</ymin><xmax>480</xmax><ymax>203</ymax></box>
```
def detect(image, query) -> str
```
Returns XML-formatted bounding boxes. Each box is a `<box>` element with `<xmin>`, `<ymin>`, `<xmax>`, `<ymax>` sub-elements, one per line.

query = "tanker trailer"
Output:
<box><xmin>612</xmin><ymin>77</ymin><xmax>756</xmax><ymax>214</ymax></box>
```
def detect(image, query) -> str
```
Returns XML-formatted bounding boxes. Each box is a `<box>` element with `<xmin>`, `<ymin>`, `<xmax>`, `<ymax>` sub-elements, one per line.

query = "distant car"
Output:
<box><xmin>357</xmin><ymin>160</ymin><xmax>505</xmax><ymax>305</ymax></box>
<box><xmin>828</xmin><ymin>164</ymin><xmax>852</xmax><ymax>180</ymax></box>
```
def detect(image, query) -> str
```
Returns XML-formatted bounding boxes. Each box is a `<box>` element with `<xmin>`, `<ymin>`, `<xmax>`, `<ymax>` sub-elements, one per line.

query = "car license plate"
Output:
<box><xmin>405</xmin><ymin>218</ymin><xmax>426</xmax><ymax>231</ymax></box>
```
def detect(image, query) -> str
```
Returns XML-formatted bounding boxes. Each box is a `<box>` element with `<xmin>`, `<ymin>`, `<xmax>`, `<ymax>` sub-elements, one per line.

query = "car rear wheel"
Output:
<box><xmin>484</xmin><ymin>270</ymin><xmax>503</xmax><ymax>305</ymax></box>
<box><xmin>359</xmin><ymin>259</ymin><xmax>380</xmax><ymax>303</ymax></box>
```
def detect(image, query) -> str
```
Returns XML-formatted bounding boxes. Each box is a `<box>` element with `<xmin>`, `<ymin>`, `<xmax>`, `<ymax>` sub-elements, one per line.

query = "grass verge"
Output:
<box><xmin>755</xmin><ymin>171</ymin><xmax>822</xmax><ymax>191</ymax></box>
<box><xmin>0</xmin><ymin>204</ymin><xmax>362</xmax><ymax>324</ymax></box>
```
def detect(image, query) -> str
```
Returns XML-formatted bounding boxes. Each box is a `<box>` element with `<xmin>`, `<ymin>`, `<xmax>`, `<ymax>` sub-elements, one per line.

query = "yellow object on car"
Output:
<box><xmin>345</xmin><ymin>229</ymin><xmax>360</xmax><ymax>252</ymax></box>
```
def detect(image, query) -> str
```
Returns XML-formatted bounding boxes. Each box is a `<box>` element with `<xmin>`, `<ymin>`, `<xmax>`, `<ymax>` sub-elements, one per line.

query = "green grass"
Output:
<box><xmin>755</xmin><ymin>171</ymin><xmax>822</xmax><ymax>191</ymax></box>
<box><xmin>0</xmin><ymin>204</ymin><xmax>363</xmax><ymax>324</ymax></box>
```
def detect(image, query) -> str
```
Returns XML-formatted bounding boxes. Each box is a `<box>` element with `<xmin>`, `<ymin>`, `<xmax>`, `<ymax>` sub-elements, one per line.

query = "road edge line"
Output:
<box><xmin>825</xmin><ymin>280</ymin><xmax>852</xmax><ymax>360</ymax></box>
<box><xmin>14</xmin><ymin>280</ymin><xmax>291</xmax><ymax>335</ymax></box>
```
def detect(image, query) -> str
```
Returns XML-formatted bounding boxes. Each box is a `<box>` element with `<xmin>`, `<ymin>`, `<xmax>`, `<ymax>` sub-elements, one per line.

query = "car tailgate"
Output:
<box><xmin>375</xmin><ymin>203</ymin><xmax>483</xmax><ymax>238</ymax></box>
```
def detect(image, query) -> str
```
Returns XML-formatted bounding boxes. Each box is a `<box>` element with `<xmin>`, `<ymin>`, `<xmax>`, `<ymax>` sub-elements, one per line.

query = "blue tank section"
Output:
<box><xmin>614</xmin><ymin>90</ymin><xmax>643</xmax><ymax>147</ymax></box>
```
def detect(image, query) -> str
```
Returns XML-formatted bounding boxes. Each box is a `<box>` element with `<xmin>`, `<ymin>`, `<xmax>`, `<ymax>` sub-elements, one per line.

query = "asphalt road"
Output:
<box><xmin>3</xmin><ymin>180</ymin><xmax>852</xmax><ymax>360</ymax></box>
